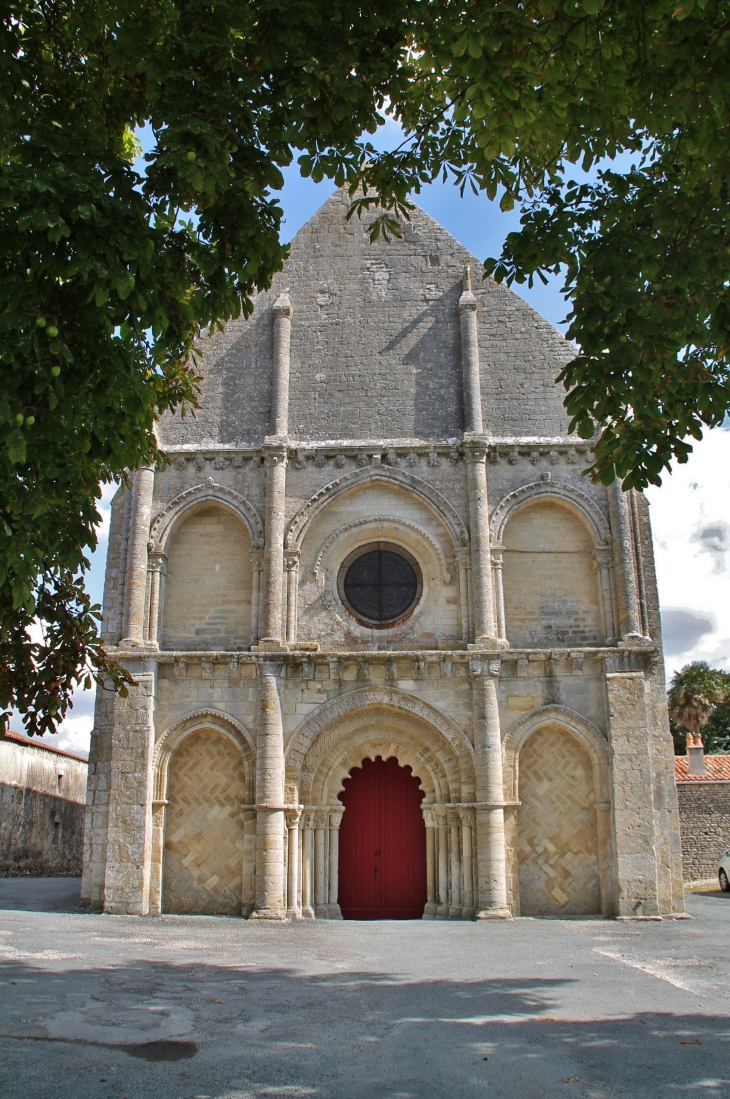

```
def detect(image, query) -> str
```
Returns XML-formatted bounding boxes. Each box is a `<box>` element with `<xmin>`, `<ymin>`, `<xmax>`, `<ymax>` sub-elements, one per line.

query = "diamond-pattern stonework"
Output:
<box><xmin>163</xmin><ymin>729</ymin><xmax>246</xmax><ymax>914</ymax></box>
<box><xmin>517</xmin><ymin>725</ymin><xmax>600</xmax><ymax>915</ymax></box>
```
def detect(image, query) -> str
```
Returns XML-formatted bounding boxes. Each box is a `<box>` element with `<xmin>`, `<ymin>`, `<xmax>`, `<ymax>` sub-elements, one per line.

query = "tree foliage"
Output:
<box><xmin>668</xmin><ymin>662</ymin><xmax>730</xmax><ymax>754</ymax></box>
<box><xmin>1</xmin><ymin>0</ymin><xmax>411</xmax><ymax>733</ymax></box>
<box><xmin>4</xmin><ymin>0</ymin><xmax>730</xmax><ymax>734</ymax></box>
<box><xmin>351</xmin><ymin>0</ymin><xmax>730</xmax><ymax>488</ymax></box>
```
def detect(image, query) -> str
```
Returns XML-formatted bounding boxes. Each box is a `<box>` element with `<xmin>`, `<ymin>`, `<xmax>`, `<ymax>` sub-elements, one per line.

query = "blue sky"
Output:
<box><xmin>23</xmin><ymin>136</ymin><xmax>730</xmax><ymax>756</ymax></box>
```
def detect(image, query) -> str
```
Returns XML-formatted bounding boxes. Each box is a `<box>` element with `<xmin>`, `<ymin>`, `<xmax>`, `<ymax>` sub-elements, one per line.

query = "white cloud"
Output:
<box><xmin>646</xmin><ymin>427</ymin><xmax>730</xmax><ymax>682</ymax></box>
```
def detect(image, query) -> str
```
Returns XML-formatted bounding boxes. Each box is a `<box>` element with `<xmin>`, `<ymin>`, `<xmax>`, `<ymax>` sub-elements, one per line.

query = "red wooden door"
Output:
<box><xmin>338</xmin><ymin>756</ymin><xmax>426</xmax><ymax>919</ymax></box>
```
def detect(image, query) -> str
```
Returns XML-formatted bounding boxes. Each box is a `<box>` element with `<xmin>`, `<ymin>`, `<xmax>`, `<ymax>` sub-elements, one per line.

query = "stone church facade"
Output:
<box><xmin>81</xmin><ymin>190</ymin><xmax>685</xmax><ymax>920</ymax></box>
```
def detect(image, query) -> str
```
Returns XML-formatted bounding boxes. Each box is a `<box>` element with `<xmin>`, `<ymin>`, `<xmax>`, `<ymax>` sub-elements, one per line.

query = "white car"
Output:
<box><xmin>719</xmin><ymin>852</ymin><xmax>730</xmax><ymax>891</ymax></box>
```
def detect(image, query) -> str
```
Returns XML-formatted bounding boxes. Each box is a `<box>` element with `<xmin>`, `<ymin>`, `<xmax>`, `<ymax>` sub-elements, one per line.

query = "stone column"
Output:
<box><xmin>593</xmin><ymin>545</ymin><xmax>617</xmax><ymax>644</ymax></box>
<box><xmin>285</xmin><ymin>551</ymin><xmax>300</xmax><ymax>645</ymax></box>
<box><xmin>145</xmin><ymin>551</ymin><xmax>167</xmax><ymax>647</ymax></box>
<box><xmin>422</xmin><ymin>808</ymin><xmax>438</xmax><ymax>918</ymax></box>
<box><xmin>459</xmin><ymin>806</ymin><xmax>476</xmax><ymax>919</ymax></box>
<box><xmin>491</xmin><ymin>546</ymin><xmax>506</xmax><ymax>642</ymax></box>
<box><xmin>241</xmin><ymin>806</ymin><xmax>257</xmax><ymax>917</ymax></box>
<box><xmin>301</xmin><ymin>809</ymin><xmax>315</xmax><ymax>919</ymax></box>
<box><xmin>314</xmin><ymin>810</ymin><xmax>330</xmax><ymax>918</ymax></box>
<box><xmin>630</xmin><ymin>490</ymin><xmax>650</xmax><ymax>637</ymax></box>
<box><xmin>251</xmin><ymin>668</ymin><xmax>286</xmax><ymax>920</ymax></box>
<box><xmin>285</xmin><ymin>807</ymin><xmax>302</xmax><ymax>919</ymax></box>
<box><xmin>471</xmin><ymin>658</ymin><xmax>511</xmax><ymax>918</ymax></box>
<box><xmin>120</xmin><ymin>465</ymin><xmax>155</xmax><ymax>647</ymax></box>
<box><xmin>270</xmin><ymin>292</ymin><xmax>292</xmax><ymax>437</ymax></box>
<box><xmin>455</xmin><ymin>547</ymin><xmax>472</xmax><ymax>642</ymax></box>
<box><xmin>436</xmin><ymin>809</ymin><xmax>450</xmax><ymax>918</ymax></box>
<box><xmin>595</xmin><ymin>802</ymin><xmax>613</xmax><ymax>917</ymax></box>
<box><xmin>607</xmin><ymin>481</ymin><xmax>643</xmax><ymax>640</ymax></box>
<box><xmin>328</xmin><ymin>806</ymin><xmax>344</xmax><ymax>918</ymax></box>
<box><xmin>459</xmin><ymin>268</ymin><xmax>484</xmax><ymax>434</ymax></box>
<box><xmin>148</xmin><ymin>799</ymin><xmax>167</xmax><ymax>916</ymax></box>
<box><xmin>259</xmin><ymin>447</ymin><xmax>288</xmax><ymax>646</ymax></box>
<box><xmin>464</xmin><ymin>444</ymin><xmax>498</xmax><ymax>644</ymax></box>
<box><xmin>448</xmin><ymin>809</ymin><xmax>463</xmax><ymax>918</ymax></box>
<box><xmin>250</xmin><ymin>550</ymin><xmax>264</xmax><ymax>644</ymax></box>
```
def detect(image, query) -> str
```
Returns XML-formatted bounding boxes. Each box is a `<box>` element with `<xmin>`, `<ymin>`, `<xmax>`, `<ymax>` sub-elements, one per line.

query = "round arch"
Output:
<box><xmin>150</xmin><ymin>479</ymin><xmax>264</xmax><ymax>553</ymax></box>
<box><xmin>285</xmin><ymin>467</ymin><xmax>469</xmax><ymax>553</ymax></box>
<box><xmin>502</xmin><ymin>704</ymin><xmax>613</xmax><ymax>916</ymax></box>
<box><xmin>286</xmin><ymin>687</ymin><xmax>477</xmax><ymax>921</ymax></box>
<box><xmin>490</xmin><ymin>480</ymin><xmax>611</xmax><ymax>548</ymax></box>
<box><xmin>502</xmin><ymin>704</ymin><xmax>610</xmax><ymax>805</ymax></box>
<box><xmin>149</xmin><ymin>709</ymin><xmax>256</xmax><ymax>917</ymax></box>
<box><xmin>286</xmin><ymin>686</ymin><xmax>476</xmax><ymax>805</ymax></box>
<box><xmin>154</xmin><ymin>708</ymin><xmax>256</xmax><ymax>804</ymax></box>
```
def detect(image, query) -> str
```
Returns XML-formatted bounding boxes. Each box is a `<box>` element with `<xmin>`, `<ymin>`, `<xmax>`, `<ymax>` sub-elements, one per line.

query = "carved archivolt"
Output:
<box><xmin>286</xmin><ymin>686</ymin><xmax>476</xmax><ymax>805</ymax></box>
<box><xmin>490</xmin><ymin>480</ymin><xmax>611</xmax><ymax>546</ymax></box>
<box><xmin>308</xmin><ymin>727</ymin><xmax>448</xmax><ymax>805</ymax></box>
<box><xmin>153</xmin><ymin>708</ymin><xmax>255</xmax><ymax>803</ymax></box>
<box><xmin>285</xmin><ymin>467</ymin><xmax>469</xmax><ymax>551</ymax></box>
<box><xmin>149</xmin><ymin>481</ymin><xmax>264</xmax><ymax>551</ymax></box>
<box><xmin>312</xmin><ymin>517</ymin><xmax>453</xmax><ymax>584</ymax></box>
<box><xmin>501</xmin><ymin>704</ymin><xmax>610</xmax><ymax>807</ymax></box>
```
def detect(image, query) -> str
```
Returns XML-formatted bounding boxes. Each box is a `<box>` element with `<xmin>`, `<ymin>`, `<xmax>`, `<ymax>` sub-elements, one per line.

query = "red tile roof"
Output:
<box><xmin>675</xmin><ymin>754</ymin><xmax>730</xmax><ymax>782</ymax></box>
<box><xmin>1</xmin><ymin>729</ymin><xmax>88</xmax><ymax>763</ymax></box>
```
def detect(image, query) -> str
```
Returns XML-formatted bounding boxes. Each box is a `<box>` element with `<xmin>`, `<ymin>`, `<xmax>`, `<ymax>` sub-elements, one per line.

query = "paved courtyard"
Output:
<box><xmin>1</xmin><ymin>880</ymin><xmax>730</xmax><ymax>1099</ymax></box>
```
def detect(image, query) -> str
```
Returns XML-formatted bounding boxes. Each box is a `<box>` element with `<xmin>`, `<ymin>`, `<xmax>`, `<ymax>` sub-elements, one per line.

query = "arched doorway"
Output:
<box><xmin>338</xmin><ymin>756</ymin><xmax>426</xmax><ymax>919</ymax></box>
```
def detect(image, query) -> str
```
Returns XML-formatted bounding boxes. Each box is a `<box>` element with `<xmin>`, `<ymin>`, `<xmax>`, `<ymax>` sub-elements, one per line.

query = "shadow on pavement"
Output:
<box><xmin>1</xmin><ymin>955</ymin><xmax>730</xmax><ymax>1099</ymax></box>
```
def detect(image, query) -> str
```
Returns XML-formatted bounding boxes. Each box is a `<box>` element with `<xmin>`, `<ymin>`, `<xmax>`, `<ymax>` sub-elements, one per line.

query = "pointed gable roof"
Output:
<box><xmin>159</xmin><ymin>188</ymin><xmax>575</xmax><ymax>448</ymax></box>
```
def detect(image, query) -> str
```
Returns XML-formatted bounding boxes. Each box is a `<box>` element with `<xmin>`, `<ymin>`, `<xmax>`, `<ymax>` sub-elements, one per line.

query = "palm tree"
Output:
<box><xmin>667</xmin><ymin>662</ymin><xmax>728</xmax><ymax>752</ymax></box>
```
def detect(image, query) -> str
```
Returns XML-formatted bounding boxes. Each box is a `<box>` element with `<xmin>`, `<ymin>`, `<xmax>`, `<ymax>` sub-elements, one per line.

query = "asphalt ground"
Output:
<box><xmin>1</xmin><ymin>878</ymin><xmax>730</xmax><ymax>1099</ymax></box>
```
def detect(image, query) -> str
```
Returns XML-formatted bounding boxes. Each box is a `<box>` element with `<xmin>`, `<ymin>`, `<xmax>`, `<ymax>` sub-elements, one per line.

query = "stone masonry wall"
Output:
<box><xmin>0</xmin><ymin>738</ymin><xmax>87</xmax><ymax>876</ymax></box>
<box><xmin>677</xmin><ymin>782</ymin><xmax>730</xmax><ymax>883</ymax></box>
<box><xmin>157</xmin><ymin>190</ymin><xmax>575</xmax><ymax>449</ymax></box>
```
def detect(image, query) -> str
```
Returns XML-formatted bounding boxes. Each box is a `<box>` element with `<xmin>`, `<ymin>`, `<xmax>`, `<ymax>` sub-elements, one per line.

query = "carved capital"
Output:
<box><xmin>285</xmin><ymin>807</ymin><xmax>302</xmax><ymax>829</ymax></box>
<box><xmin>147</xmin><ymin>551</ymin><xmax>168</xmax><ymax>575</ymax></box>
<box><xmin>458</xmin><ymin>805</ymin><xmax>476</xmax><ymax>829</ymax></box>
<box><xmin>458</xmin><ymin>291</ymin><xmax>477</xmax><ymax>315</ymax></box>
<box><xmin>458</xmin><ymin>268</ymin><xmax>478</xmax><ymax>315</ymax></box>
<box><xmin>264</xmin><ymin>450</ymin><xmax>288</xmax><ymax>469</ymax></box>
<box><xmin>462</xmin><ymin>441</ymin><xmax>488</xmax><ymax>464</ymax></box>
<box><xmin>329</xmin><ymin>806</ymin><xmax>345</xmax><ymax>829</ymax></box>
<box><xmin>272</xmin><ymin>291</ymin><xmax>292</xmax><ymax>318</ymax></box>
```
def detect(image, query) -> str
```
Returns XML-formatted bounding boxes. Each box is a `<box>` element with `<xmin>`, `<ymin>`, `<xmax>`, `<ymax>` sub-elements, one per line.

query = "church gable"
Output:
<box><xmin>158</xmin><ymin>189</ymin><xmax>574</xmax><ymax>448</ymax></box>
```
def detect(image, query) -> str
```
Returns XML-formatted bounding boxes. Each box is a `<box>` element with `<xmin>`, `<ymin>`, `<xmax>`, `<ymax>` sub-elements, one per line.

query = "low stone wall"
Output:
<box><xmin>676</xmin><ymin>782</ymin><xmax>730</xmax><ymax>884</ymax></box>
<box><xmin>0</xmin><ymin>733</ymin><xmax>87</xmax><ymax>876</ymax></box>
<box><xmin>0</xmin><ymin>785</ymin><xmax>85</xmax><ymax>875</ymax></box>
